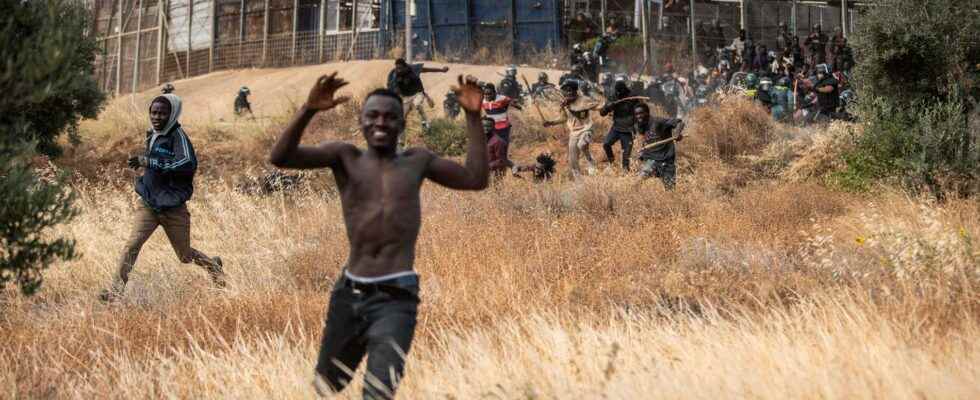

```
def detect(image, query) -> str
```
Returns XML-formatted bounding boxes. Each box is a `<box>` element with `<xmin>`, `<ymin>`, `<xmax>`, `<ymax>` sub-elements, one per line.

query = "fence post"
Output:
<box><xmin>133</xmin><ymin>0</ymin><xmax>144</xmax><ymax>93</ymax></box>
<box><xmin>791</xmin><ymin>0</ymin><xmax>797</xmax><ymax>36</ymax></box>
<box><xmin>210</xmin><ymin>0</ymin><xmax>217</xmax><ymax>71</ymax></box>
<box><xmin>318</xmin><ymin>0</ymin><xmax>326</xmax><ymax>62</ymax></box>
<box><xmin>157</xmin><ymin>0</ymin><xmax>165</xmax><ymax>85</ymax></box>
<box><xmin>291</xmin><ymin>0</ymin><xmax>298</xmax><ymax>64</ymax></box>
<box><xmin>262</xmin><ymin>0</ymin><xmax>269</xmax><ymax>65</ymax></box>
<box><xmin>424</xmin><ymin>0</ymin><xmax>436</xmax><ymax>58</ymax></box>
<box><xmin>186</xmin><ymin>0</ymin><xmax>192</xmax><ymax>76</ymax></box>
<box><xmin>600</xmin><ymin>0</ymin><xmax>605</xmax><ymax>34</ymax></box>
<box><xmin>739</xmin><ymin>0</ymin><xmax>746</xmax><ymax>31</ymax></box>
<box><xmin>840</xmin><ymin>0</ymin><xmax>847</xmax><ymax>38</ymax></box>
<box><xmin>115</xmin><ymin>0</ymin><xmax>123</xmax><ymax>95</ymax></box>
<box><xmin>658</xmin><ymin>0</ymin><xmax>663</xmax><ymax>31</ymax></box>
<box><xmin>641</xmin><ymin>0</ymin><xmax>648</xmax><ymax>69</ymax></box>
<box><xmin>239</xmin><ymin>0</ymin><xmax>246</xmax><ymax>66</ymax></box>
<box><xmin>406</xmin><ymin>0</ymin><xmax>412</xmax><ymax>63</ymax></box>
<box><xmin>689</xmin><ymin>0</ymin><xmax>696</xmax><ymax>72</ymax></box>
<box><xmin>351</xmin><ymin>0</ymin><xmax>360</xmax><ymax>59</ymax></box>
<box><xmin>510</xmin><ymin>0</ymin><xmax>517</xmax><ymax>59</ymax></box>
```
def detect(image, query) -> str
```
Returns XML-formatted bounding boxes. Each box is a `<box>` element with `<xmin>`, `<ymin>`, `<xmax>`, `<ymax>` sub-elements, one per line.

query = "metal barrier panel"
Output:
<box><xmin>92</xmin><ymin>0</ymin><xmax>861</xmax><ymax>95</ymax></box>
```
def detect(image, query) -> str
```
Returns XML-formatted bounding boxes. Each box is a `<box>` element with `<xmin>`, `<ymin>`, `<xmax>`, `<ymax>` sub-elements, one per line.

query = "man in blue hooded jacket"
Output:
<box><xmin>100</xmin><ymin>94</ymin><xmax>226</xmax><ymax>302</ymax></box>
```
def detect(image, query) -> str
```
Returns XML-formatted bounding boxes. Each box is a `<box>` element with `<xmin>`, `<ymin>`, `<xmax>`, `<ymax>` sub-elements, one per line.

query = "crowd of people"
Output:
<box><xmin>561</xmin><ymin>13</ymin><xmax>857</xmax><ymax>126</ymax></box>
<box><xmin>704</xmin><ymin>23</ymin><xmax>856</xmax><ymax>124</ymax></box>
<box><xmin>450</xmin><ymin>62</ymin><xmax>683</xmax><ymax>189</ymax></box>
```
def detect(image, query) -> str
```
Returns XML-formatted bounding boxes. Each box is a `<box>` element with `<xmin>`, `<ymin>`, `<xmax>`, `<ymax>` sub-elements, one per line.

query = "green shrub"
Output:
<box><xmin>421</xmin><ymin>118</ymin><xmax>467</xmax><ymax>157</ymax></box>
<box><xmin>0</xmin><ymin>0</ymin><xmax>105</xmax><ymax>295</ymax></box>
<box><xmin>840</xmin><ymin>0</ymin><xmax>979</xmax><ymax>198</ymax></box>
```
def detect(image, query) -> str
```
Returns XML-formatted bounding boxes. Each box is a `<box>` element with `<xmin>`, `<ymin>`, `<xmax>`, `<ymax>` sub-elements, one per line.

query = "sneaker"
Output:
<box><xmin>209</xmin><ymin>257</ymin><xmax>227</xmax><ymax>288</ymax></box>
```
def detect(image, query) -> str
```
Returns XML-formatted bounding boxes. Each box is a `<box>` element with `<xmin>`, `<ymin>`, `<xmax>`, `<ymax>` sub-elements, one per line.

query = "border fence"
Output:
<box><xmin>92</xmin><ymin>0</ymin><xmax>385</xmax><ymax>95</ymax></box>
<box><xmin>92</xmin><ymin>0</ymin><xmax>868</xmax><ymax>95</ymax></box>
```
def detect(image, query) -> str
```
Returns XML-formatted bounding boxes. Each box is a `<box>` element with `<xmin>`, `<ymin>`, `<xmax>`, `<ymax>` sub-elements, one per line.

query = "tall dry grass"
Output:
<box><xmin>2</xmin><ymin>92</ymin><xmax>978</xmax><ymax>399</ymax></box>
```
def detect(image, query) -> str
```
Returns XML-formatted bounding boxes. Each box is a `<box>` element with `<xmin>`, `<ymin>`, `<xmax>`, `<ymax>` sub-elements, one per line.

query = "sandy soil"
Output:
<box><xmin>102</xmin><ymin>60</ymin><xmax>567</xmax><ymax>125</ymax></box>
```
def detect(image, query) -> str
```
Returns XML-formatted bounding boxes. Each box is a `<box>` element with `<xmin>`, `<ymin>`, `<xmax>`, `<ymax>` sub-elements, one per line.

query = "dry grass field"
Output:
<box><xmin>1</xmin><ymin>64</ymin><xmax>978</xmax><ymax>399</ymax></box>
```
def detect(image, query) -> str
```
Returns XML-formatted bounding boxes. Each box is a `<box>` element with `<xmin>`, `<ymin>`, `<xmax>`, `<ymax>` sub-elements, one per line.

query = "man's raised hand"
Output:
<box><xmin>306</xmin><ymin>72</ymin><xmax>350</xmax><ymax>112</ymax></box>
<box><xmin>451</xmin><ymin>75</ymin><xmax>483</xmax><ymax>114</ymax></box>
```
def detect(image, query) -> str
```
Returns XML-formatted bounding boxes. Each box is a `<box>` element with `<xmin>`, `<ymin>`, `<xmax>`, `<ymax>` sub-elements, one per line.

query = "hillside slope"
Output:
<box><xmin>94</xmin><ymin>60</ymin><xmax>565</xmax><ymax>126</ymax></box>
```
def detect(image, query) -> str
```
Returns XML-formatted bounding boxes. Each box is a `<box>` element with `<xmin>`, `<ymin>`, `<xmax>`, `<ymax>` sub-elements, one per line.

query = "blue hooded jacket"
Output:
<box><xmin>135</xmin><ymin>94</ymin><xmax>198</xmax><ymax>211</ymax></box>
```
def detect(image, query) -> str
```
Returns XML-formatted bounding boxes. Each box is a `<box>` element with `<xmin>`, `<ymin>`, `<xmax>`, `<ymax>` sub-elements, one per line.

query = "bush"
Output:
<box><xmin>841</xmin><ymin>0</ymin><xmax>980</xmax><ymax>197</ymax></box>
<box><xmin>0</xmin><ymin>141</ymin><xmax>79</xmax><ymax>295</ymax></box>
<box><xmin>421</xmin><ymin>118</ymin><xmax>467</xmax><ymax>156</ymax></box>
<box><xmin>0</xmin><ymin>0</ymin><xmax>105</xmax><ymax>295</ymax></box>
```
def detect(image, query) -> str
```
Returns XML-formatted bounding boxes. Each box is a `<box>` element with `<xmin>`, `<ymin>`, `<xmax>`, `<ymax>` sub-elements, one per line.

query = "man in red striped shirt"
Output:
<box><xmin>481</xmin><ymin>82</ymin><xmax>523</xmax><ymax>144</ymax></box>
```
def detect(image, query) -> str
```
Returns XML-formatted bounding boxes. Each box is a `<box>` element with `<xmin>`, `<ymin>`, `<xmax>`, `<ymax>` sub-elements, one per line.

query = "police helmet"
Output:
<box><xmin>746</xmin><ymin>73</ymin><xmax>759</xmax><ymax>88</ymax></box>
<box><xmin>759</xmin><ymin>77</ymin><xmax>773</xmax><ymax>90</ymax></box>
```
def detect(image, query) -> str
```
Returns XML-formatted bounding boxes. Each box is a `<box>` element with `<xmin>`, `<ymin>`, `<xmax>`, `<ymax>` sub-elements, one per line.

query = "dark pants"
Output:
<box><xmin>640</xmin><ymin>158</ymin><xmax>677</xmax><ymax>190</ymax></box>
<box><xmin>603</xmin><ymin>128</ymin><xmax>634</xmax><ymax>170</ymax></box>
<box><xmin>494</xmin><ymin>125</ymin><xmax>512</xmax><ymax>144</ymax></box>
<box><xmin>315</xmin><ymin>273</ymin><xmax>420</xmax><ymax>400</ymax></box>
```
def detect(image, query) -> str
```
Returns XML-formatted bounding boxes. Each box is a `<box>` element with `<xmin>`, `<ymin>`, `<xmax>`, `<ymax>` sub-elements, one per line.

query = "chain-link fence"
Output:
<box><xmin>94</xmin><ymin>0</ymin><xmax>385</xmax><ymax>95</ymax></box>
<box><xmin>93</xmin><ymin>0</ymin><xmax>862</xmax><ymax>95</ymax></box>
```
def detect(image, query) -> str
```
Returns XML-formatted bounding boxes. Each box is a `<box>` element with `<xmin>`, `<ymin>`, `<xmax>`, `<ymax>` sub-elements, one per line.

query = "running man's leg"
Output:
<box><xmin>578</xmin><ymin>129</ymin><xmax>597</xmax><ymax>174</ymax></box>
<box><xmin>362</xmin><ymin>290</ymin><xmax>419</xmax><ymax>400</ymax></box>
<box><xmin>415</xmin><ymin>94</ymin><xmax>430</xmax><ymax>131</ymax></box>
<box><xmin>602</xmin><ymin>127</ymin><xmax>620</xmax><ymax>165</ymax></box>
<box><xmin>568</xmin><ymin>132</ymin><xmax>583</xmax><ymax>178</ymax></box>
<box><xmin>109</xmin><ymin>205</ymin><xmax>160</xmax><ymax>295</ymax></box>
<box><xmin>314</xmin><ymin>280</ymin><xmax>369</xmax><ymax>396</ymax></box>
<box><xmin>620</xmin><ymin>132</ymin><xmax>634</xmax><ymax>171</ymax></box>
<box><xmin>496</xmin><ymin>126</ymin><xmax>511</xmax><ymax>144</ymax></box>
<box><xmin>398</xmin><ymin>96</ymin><xmax>417</xmax><ymax>150</ymax></box>
<box><xmin>158</xmin><ymin>204</ymin><xmax>225</xmax><ymax>286</ymax></box>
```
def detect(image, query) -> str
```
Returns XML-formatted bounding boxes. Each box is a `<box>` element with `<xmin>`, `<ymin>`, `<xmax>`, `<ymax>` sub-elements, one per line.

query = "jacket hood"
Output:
<box><xmin>149</xmin><ymin>94</ymin><xmax>182</xmax><ymax>135</ymax></box>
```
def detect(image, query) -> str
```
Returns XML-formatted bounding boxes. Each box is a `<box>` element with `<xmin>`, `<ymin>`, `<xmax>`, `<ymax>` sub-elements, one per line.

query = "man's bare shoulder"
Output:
<box><xmin>400</xmin><ymin>147</ymin><xmax>437</xmax><ymax>161</ymax></box>
<box><xmin>319</xmin><ymin>141</ymin><xmax>361</xmax><ymax>157</ymax></box>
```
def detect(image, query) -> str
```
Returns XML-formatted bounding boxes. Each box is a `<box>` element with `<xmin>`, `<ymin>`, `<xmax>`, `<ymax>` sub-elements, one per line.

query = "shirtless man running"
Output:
<box><xmin>269</xmin><ymin>72</ymin><xmax>488</xmax><ymax>399</ymax></box>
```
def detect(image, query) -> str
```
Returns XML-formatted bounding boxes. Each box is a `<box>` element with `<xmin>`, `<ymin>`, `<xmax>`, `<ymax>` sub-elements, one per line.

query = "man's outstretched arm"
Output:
<box><xmin>270</xmin><ymin>73</ymin><xmax>351</xmax><ymax>169</ymax></box>
<box><xmin>420</xmin><ymin>65</ymin><xmax>450</xmax><ymax>73</ymax></box>
<box><xmin>425</xmin><ymin>75</ymin><xmax>489</xmax><ymax>191</ymax></box>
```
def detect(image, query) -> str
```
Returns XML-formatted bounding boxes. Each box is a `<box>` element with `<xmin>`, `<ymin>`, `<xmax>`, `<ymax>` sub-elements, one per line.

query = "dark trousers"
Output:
<box><xmin>603</xmin><ymin>128</ymin><xmax>634</xmax><ymax>170</ymax></box>
<box><xmin>315</xmin><ymin>274</ymin><xmax>420</xmax><ymax>400</ymax></box>
<box><xmin>494</xmin><ymin>125</ymin><xmax>512</xmax><ymax>144</ymax></box>
<box><xmin>640</xmin><ymin>158</ymin><xmax>677</xmax><ymax>190</ymax></box>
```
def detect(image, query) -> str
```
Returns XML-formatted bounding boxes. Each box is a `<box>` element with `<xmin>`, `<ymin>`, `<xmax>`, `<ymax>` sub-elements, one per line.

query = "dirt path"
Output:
<box><xmin>97</xmin><ymin>60</ymin><xmax>567</xmax><ymax>125</ymax></box>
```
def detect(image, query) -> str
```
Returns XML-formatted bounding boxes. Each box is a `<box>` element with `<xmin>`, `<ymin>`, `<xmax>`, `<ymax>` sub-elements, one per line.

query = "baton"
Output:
<box><xmin>638</xmin><ymin>135</ymin><xmax>680</xmax><ymax>152</ymax></box>
<box><xmin>606</xmin><ymin>96</ymin><xmax>650</xmax><ymax>107</ymax></box>
<box><xmin>523</xmin><ymin>74</ymin><xmax>548</xmax><ymax>122</ymax></box>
